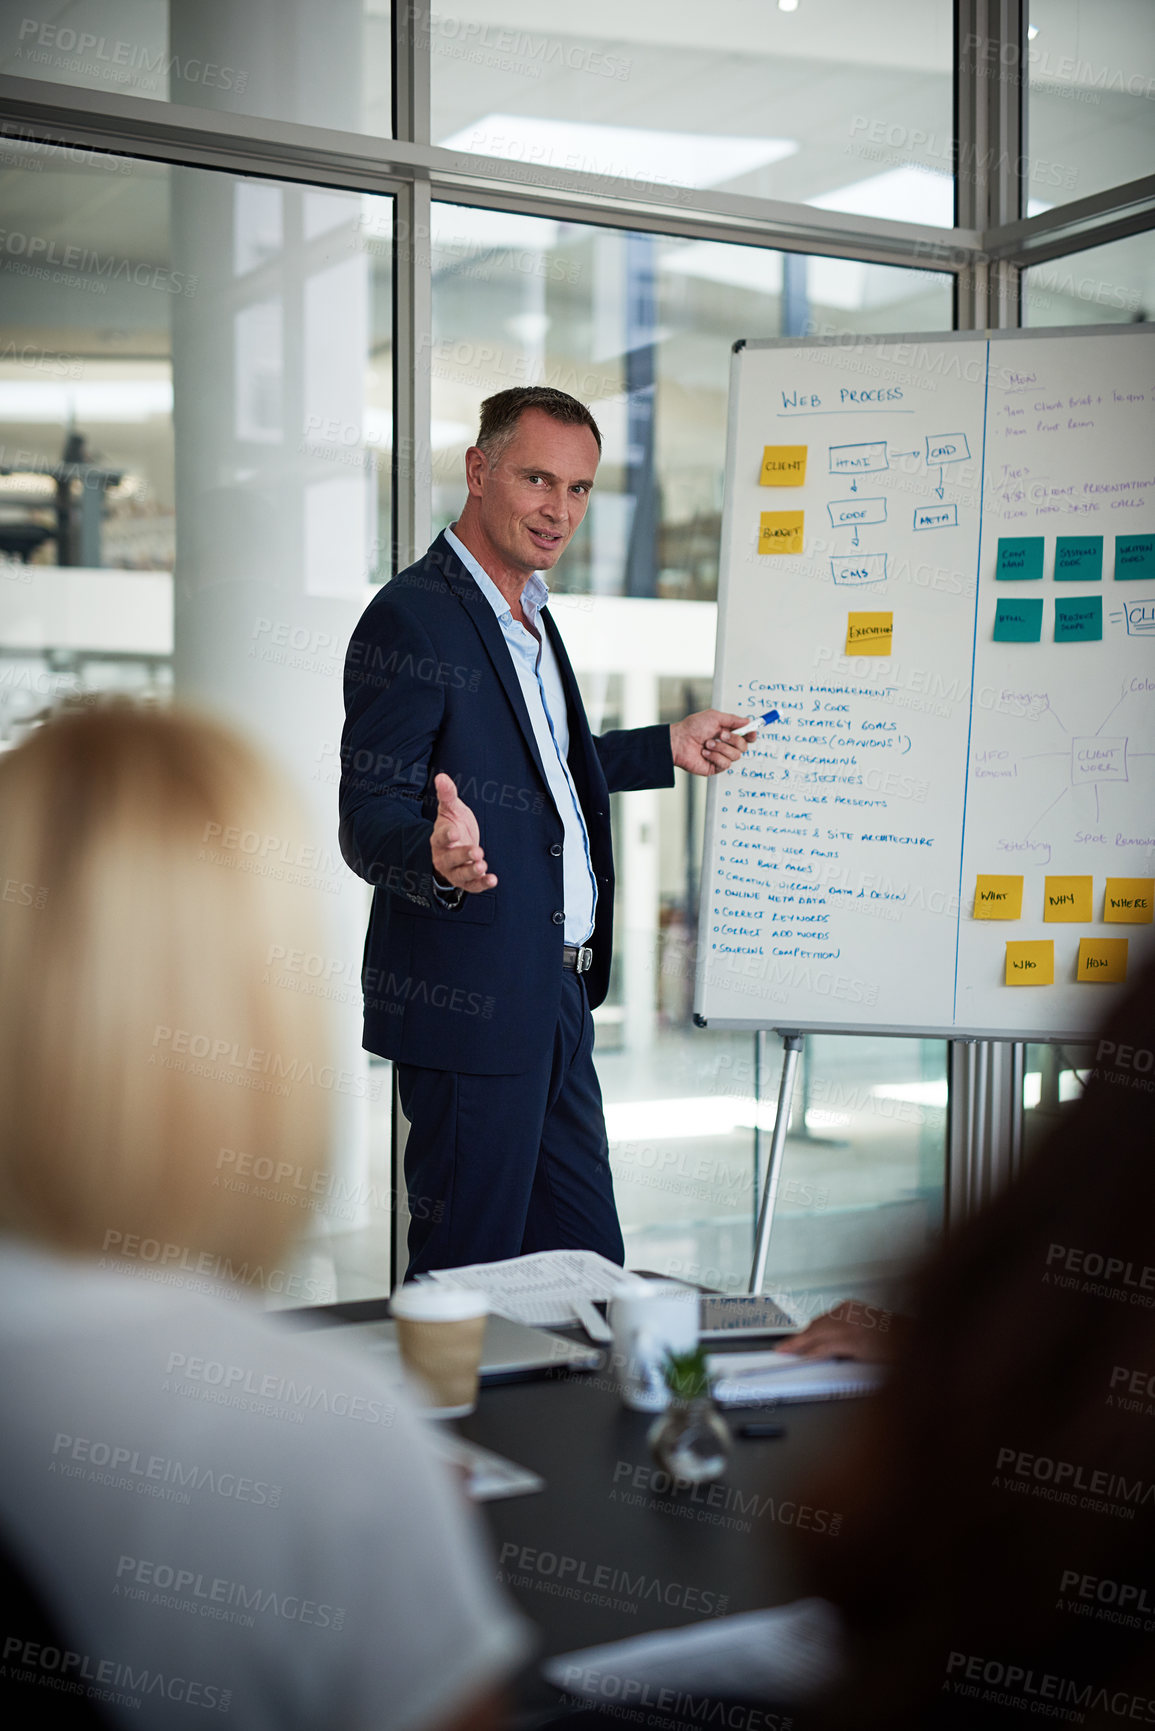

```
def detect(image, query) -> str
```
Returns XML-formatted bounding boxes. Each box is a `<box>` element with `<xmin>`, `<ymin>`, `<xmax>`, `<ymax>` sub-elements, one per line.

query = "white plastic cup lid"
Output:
<box><xmin>390</xmin><ymin>1284</ymin><xmax>489</xmax><ymax>1322</ymax></box>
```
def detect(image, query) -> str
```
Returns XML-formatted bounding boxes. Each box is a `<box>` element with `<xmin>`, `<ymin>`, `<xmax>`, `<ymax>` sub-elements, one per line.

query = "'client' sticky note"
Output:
<box><xmin>1076</xmin><ymin>937</ymin><xmax>1128</xmax><ymax>983</ymax></box>
<box><xmin>1103</xmin><ymin>878</ymin><xmax>1154</xmax><ymax>924</ymax></box>
<box><xmin>993</xmin><ymin>597</ymin><xmax>1043</xmax><ymax>643</ymax></box>
<box><xmin>1054</xmin><ymin>596</ymin><xmax>1102</xmax><ymax>643</ymax></box>
<box><xmin>845</xmin><ymin>611</ymin><xmax>893</xmax><ymax>656</ymax></box>
<box><xmin>760</xmin><ymin>446</ymin><xmax>808</xmax><ymax>486</ymax></box>
<box><xmin>974</xmin><ymin>875</ymin><xmax>1023</xmax><ymax>919</ymax></box>
<box><xmin>759</xmin><ymin>511</ymin><xmax>804</xmax><ymax>554</ymax></box>
<box><xmin>995</xmin><ymin>536</ymin><xmax>1044</xmax><ymax>581</ymax></box>
<box><xmin>1054</xmin><ymin>535</ymin><xmax>1103</xmax><ymax>581</ymax></box>
<box><xmin>1043</xmin><ymin>875</ymin><xmax>1093</xmax><ymax>922</ymax></box>
<box><xmin>1005</xmin><ymin>941</ymin><xmax>1054</xmax><ymax>985</ymax></box>
<box><xmin>1115</xmin><ymin>534</ymin><xmax>1155</xmax><ymax>580</ymax></box>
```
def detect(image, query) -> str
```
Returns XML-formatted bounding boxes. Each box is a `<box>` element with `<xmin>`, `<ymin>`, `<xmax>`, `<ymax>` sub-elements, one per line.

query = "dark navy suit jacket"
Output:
<box><xmin>339</xmin><ymin>533</ymin><xmax>674</xmax><ymax>1074</ymax></box>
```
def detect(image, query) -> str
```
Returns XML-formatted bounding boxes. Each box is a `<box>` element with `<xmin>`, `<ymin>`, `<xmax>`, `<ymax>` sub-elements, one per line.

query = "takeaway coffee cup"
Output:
<box><xmin>609</xmin><ymin>1280</ymin><xmax>700</xmax><ymax>1412</ymax></box>
<box><xmin>390</xmin><ymin>1285</ymin><xmax>489</xmax><ymax>1418</ymax></box>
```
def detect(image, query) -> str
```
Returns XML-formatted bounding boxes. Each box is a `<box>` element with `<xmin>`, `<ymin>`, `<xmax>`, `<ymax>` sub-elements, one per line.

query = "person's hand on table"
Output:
<box><xmin>431</xmin><ymin>772</ymin><xmax>497</xmax><ymax>894</ymax></box>
<box><xmin>670</xmin><ymin>710</ymin><xmax>755</xmax><ymax>776</ymax></box>
<box><xmin>774</xmin><ymin>1300</ymin><xmax>905</xmax><ymax>1364</ymax></box>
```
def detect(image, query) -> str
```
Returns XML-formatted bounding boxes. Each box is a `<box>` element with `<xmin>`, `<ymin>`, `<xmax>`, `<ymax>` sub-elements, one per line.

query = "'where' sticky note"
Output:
<box><xmin>1043</xmin><ymin>875</ymin><xmax>1093</xmax><ymax>921</ymax></box>
<box><xmin>761</xmin><ymin>446</ymin><xmax>807</xmax><ymax>486</ymax></box>
<box><xmin>1054</xmin><ymin>596</ymin><xmax>1102</xmax><ymax>643</ymax></box>
<box><xmin>996</xmin><ymin>536</ymin><xmax>1044</xmax><ymax>581</ymax></box>
<box><xmin>1103</xmin><ymin>878</ymin><xmax>1154</xmax><ymax>924</ymax></box>
<box><xmin>1006</xmin><ymin>941</ymin><xmax>1054</xmax><ymax>986</ymax></box>
<box><xmin>1054</xmin><ymin>535</ymin><xmax>1103</xmax><ymax>582</ymax></box>
<box><xmin>759</xmin><ymin>511</ymin><xmax>804</xmax><ymax>554</ymax></box>
<box><xmin>845</xmin><ymin>612</ymin><xmax>893</xmax><ymax>656</ymax></box>
<box><xmin>1077</xmin><ymin>937</ymin><xmax>1128</xmax><ymax>983</ymax></box>
<box><xmin>1115</xmin><ymin>534</ymin><xmax>1155</xmax><ymax>580</ymax></box>
<box><xmin>993</xmin><ymin>597</ymin><xmax>1043</xmax><ymax>643</ymax></box>
<box><xmin>974</xmin><ymin>875</ymin><xmax>1023</xmax><ymax>919</ymax></box>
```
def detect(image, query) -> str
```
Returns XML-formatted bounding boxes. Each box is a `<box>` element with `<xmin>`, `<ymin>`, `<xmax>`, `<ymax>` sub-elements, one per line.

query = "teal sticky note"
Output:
<box><xmin>1055</xmin><ymin>595</ymin><xmax>1102</xmax><ymax>643</ymax></box>
<box><xmin>994</xmin><ymin>597</ymin><xmax>1043</xmax><ymax>642</ymax></box>
<box><xmin>1116</xmin><ymin>534</ymin><xmax>1155</xmax><ymax>580</ymax></box>
<box><xmin>996</xmin><ymin>536</ymin><xmax>1044</xmax><ymax>580</ymax></box>
<box><xmin>1055</xmin><ymin>535</ymin><xmax>1103</xmax><ymax>581</ymax></box>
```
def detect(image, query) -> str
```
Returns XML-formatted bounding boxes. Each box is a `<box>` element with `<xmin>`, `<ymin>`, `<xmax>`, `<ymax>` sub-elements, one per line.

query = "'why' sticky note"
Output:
<box><xmin>1006</xmin><ymin>941</ymin><xmax>1054</xmax><ymax>986</ymax></box>
<box><xmin>974</xmin><ymin>875</ymin><xmax>1023</xmax><ymax>919</ymax></box>
<box><xmin>1077</xmin><ymin>937</ymin><xmax>1128</xmax><ymax>983</ymax></box>
<box><xmin>1043</xmin><ymin>875</ymin><xmax>1093</xmax><ymax>922</ymax></box>
<box><xmin>845</xmin><ymin>612</ymin><xmax>893</xmax><ymax>656</ymax></box>
<box><xmin>1054</xmin><ymin>596</ymin><xmax>1102</xmax><ymax>643</ymax></box>
<box><xmin>1054</xmin><ymin>535</ymin><xmax>1103</xmax><ymax>582</ymax></box>
<box><xmin>1115</xmin><ymin>534</ymin><xmax>1155</xmax><ymax>580</ymax></box>
<box><xmin>993</xmin><ymin>597</ymin><xmax>1043</xmax><ymax>643</ymax></box>
<box><xmin>761</xmin><ymin>446</ymin><xmax>808</xmax><ymax>486</ymax></box>
<box><xmin>1103</xmin><ymin>878</ymin><xmax>1154</xmax><ymax>924</ymax></box>
<box><xmin>759</xmin><ymin>511</ymin><xmax>804</xmax><ymax>554</ymax></box>
<box><xmin>996</xmin><ymin>537</ymin><xmax>1044</xmax><ymax>581</ymax></box>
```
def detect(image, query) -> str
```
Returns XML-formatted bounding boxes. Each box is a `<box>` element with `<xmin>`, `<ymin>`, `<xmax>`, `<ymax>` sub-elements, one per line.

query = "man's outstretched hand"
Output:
<box><xmin>670</xmin><ymin>710</ymin><xmax>754</xmax><ymax>777</ymax></box>
<box><xmin>430</xmin><ymin>773</ymin><xmax>497</xmax><ymax>893</ymax></box>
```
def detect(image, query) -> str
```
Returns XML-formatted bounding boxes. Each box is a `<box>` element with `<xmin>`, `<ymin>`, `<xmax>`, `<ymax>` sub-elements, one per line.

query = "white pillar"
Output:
<box><xmin>621</xmin><ymin>670</ymin><xmax>660</xmax><ymax>1052</ymax></box>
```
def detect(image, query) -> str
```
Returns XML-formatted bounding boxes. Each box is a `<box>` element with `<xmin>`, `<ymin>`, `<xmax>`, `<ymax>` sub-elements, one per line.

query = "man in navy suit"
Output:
<box><xmin>340</xmin><ymin>387</ymin><xmax>750</xmax><ymax>1275</ymax></box>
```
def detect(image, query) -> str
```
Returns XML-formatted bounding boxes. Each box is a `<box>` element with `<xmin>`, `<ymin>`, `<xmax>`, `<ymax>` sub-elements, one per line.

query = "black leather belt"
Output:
<box><xmin>562</xmin><ymin>944</ymin><xmax>594</xmax><ymax>974</ymax></box>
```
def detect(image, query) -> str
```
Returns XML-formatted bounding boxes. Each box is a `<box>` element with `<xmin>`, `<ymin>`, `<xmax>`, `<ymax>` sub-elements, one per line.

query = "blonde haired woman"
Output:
<box><xmin>0</xmin><ymin>703</ymin><xmax>525</xmax><ymax>1730</ymax></box>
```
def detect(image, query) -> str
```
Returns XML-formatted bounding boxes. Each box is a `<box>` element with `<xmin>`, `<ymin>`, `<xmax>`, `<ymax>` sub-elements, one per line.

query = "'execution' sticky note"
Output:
<box><xmin>996</xmin><ymin>536</ymin><xmax>1044</xmax><ymax>581</ymax></box>
<box><xmin>1103</xmin><ymin>878</ymin><xmax>1154</xmax><ymax>923</ymax></box>
<box><xmin>760</xmin><ymin>446</ymin><xmax>808</xmax><ymax>486</ymax></box>
<box><xmin>993</xmin><ymin>597</ymin><xmax>1043</xmax><ymax>642</ymax></box>
<box><xmin>759</xmin><ymin>511</ymin><xmax>804</xmax><ymax>554</ymax></box>
<box><xmin>1043</xmin><ymin>875</ymin><xmax>1093</xmax><ymax>921</ymax></box>
<box><xmin>1115</xmin><ymin>534</ymin><xmax>1155</xmax><ymax>580</ymax></box>
<box><xmin>1054</xmin><ymin>595</ymin><xmax>1102</xmax><ymax>643</ymax></box>
<box><xmin>974</xmin><ymin>875</ymin><xmax>1023</xmax><ymax>918</ymax></box>
<box><xmin>845</xmin><ymin>611</ymin><xmax>893</xmax><ymax>656</ymax></box>
<box><xmin>1076</xmin><ymin>937</ymin><xmax>1128</xmax><ymax>983</ymax></box>
<box><xmin>1054</xmin><ymin>535</ymin><xmax>1103</xmax><ymax>582</ymax></box>
<box><xmin>1005</xmin><ymin>940</ymin><xmax>1054</xmax><ymax>985</ymax></box>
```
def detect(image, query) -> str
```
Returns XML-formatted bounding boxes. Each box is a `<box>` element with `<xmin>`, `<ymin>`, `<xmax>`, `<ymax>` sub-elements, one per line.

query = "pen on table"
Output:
<box><xmin>736</xmin><ymin>1421</ymin><xmax>787</xmax><ymax>1439</ymax></box>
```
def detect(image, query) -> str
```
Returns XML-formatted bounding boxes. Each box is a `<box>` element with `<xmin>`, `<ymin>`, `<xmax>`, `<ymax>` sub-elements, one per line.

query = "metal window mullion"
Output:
<box><xmin>955</xmin><ymin>0</ymin><xmax>1025</xmax><ymax>329</ymax></box>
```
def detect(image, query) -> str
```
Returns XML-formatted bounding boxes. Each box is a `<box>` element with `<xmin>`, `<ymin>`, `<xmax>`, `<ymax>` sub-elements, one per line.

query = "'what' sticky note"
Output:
<box><xmin>1115</xmin><ymin>534</ymin><xmax>1155</xmax><ymax>580</ymax></box>
<box><xmin>760</xmin><ymin>446</ymin><xmax>807</xmax><ymax>486</ymax></box>
<box><xmin>1077</xmin><ymin>938</ymin><xmax>1128</xmax><ymax>983</ymax></box>
<box><xmin>993</xmin><ymin>597</ymin><xmax>1043</xmax><ymax>643</ymax></box>
<box><xmin>1104</xmin><ymin>878</ymin><xmax>1154</xmax><ymax>923</ymax></box>
<box><xmin>1054</xmin><ymin>536</ymin><xmax>1103</xmax><ymax>582</ymax></box>
<box><xmin>1006</xmin><ymin>941</ymin><xmax>1054</xmax><ymax>986</ymax></box>
<box><xmin>974</xmin><ymin>875</ymin><xmax>1023</xmax><ymax>919</ymax></box>
<box><xmin>845</xmin><ymin>612</ymin><xmax>893</xmax><ymax>656</ymax></box>
<box><xmin>1054</xmin><ymin>596</ymin><xmax>1102</xmax><ymax>643</ymax></box>
<box><xmin>759</xmin><ymin>511</ymin><xmax>804</xmax><ymax>554</ymax></box>
<box><xmin>996</xmin><ymin>537</ymin><xmax>1044</xmax><ymax>581</ymax></box>
<box><xmin>1043</xmin><ymin>876</ymin><xmax>1093</xmax><ymax>921</ymax></box>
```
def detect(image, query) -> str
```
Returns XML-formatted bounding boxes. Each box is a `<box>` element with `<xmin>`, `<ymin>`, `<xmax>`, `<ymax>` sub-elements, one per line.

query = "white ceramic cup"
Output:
<box><xmin>390</xmin><ymin>1285</ymin><xmax>489</xmax><ymax>1418</ymax></box>
<box><xmin>609</xmin><ymin>1280</ymin><xmax>700</xmax><ymax>1412</ymax></box>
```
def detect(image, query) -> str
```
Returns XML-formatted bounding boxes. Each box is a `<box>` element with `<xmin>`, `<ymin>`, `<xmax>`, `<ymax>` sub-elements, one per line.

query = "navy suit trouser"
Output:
<box><xmin>397</xmin><ymin>970</ymin><xmax>625</xmax><ymax>1277</ymax></box>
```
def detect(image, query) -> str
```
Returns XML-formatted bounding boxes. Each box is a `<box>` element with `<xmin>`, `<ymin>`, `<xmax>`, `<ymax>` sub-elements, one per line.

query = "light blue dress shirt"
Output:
<box><xmin>445</xmin><ymin>527</ymin><xmax>597</xmax><ymax>945</ymax></box>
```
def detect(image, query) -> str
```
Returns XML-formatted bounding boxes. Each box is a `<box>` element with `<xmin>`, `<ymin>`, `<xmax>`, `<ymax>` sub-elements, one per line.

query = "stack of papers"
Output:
<box><xmin>707</xmin><ymin>1351</ymin><xmax>886</xmax><ymax>1407</ymax></box>
<box><xmin>425</xmin><ymin>1249</ymin><xmax>636</xmax><ymax>1328</ymax></box>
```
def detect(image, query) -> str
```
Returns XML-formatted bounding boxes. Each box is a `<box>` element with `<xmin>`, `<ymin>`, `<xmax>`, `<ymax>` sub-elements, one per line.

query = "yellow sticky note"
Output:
<box><xmin>760</xmin><ymin>445</ymin><xmax>808</xmax><ymax>487</ymax></box>
<box><xmin>1005</xmin><ymin>941</ymin><xmax>1054</xmax><ymax>986</ymax></box>
<box><xmin>974</xmin><ymin>875</ymin><xmax>1023</xmax><ymax>919</ymax></box>
<box><xmin>758</xmin><ymin>511</ymin><xmax>804</xmax><ymax>554</ymax></box>
<box><xmin>1104</xmin><ymin>878</ymin><xmax>1154</xmax><ymax>924</ymax></box>
<box><xmin>1043</xmin><ymin>876</ymin><xmax>1093</xmax><ymax>922</ymax></box>
<box><xmin>1077</xmin><ymin>937</ymin><xmax>1128</xmax><ymax>983</ymax></box>
<box><xmin>845</xmin><ymin>612</ymin><xmax>893</xmax><ymax>656</ymax></box>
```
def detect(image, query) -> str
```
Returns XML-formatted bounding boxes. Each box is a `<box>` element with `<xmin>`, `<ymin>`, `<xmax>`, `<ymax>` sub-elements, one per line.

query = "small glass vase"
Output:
<box><xmin>648</xmin><ymin>1394</ymin><xmax>732</xmax><ymax>1485</ymax></box>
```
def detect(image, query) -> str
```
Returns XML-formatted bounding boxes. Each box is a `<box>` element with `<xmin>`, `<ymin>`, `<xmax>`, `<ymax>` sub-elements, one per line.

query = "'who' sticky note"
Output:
<box><xmin>1043</xmin><ymin>876</ymin><xmax>1093</xmax><ymax>921</ymax></box>
<box><xmin>759</xmin><ymin>511</ymin><xmax>804</xmax><ymax>554</ymax></box>
<box><xmin>974</xmin><ymin>875</ymin><xmax>1023</xmax><ymax>918</ymax></box>
<box><xmin>995</xmin><ymin>537</ymin><xmax>1044</xmax><ymax>581</ymax></box>
<box><xmin>1005</xmin><ymin>941</ymin><xmax>1054</xmax><ymax>986</ymax></box>
<box><xmin>1054</xmin><ymin>596</ymin><xmax>1102</xmax><ymax>643</ymax></box>
<box><xmin>1054</xmin><ymin>535</ymin><xmax>1103</xmax><ymax>581</ymax></box>
<box><xmin>760</xmin><ymin>446</ymin><xmax>807</xmax><ymax>486</ymax></box>
<box><xmin>1077</xmin><ymin>938</ymin><xmax>1128</xmax><ymax>983</ymax></box>
<box><xmin>993</xmin><ymin>597</ymin><xmax>1043</xmax><ymax>643</ymax></box>
<box><xmin>845</xmin><ymin>612</ymin><xmax>893</xmax><ymax>656</ymax></box>
<box><xmin>1115</xmin><ymin>534</ymin><xmax>1155</xmax><ymax>580</ymax></box>
<box><xmin>1103</xmin><ymin>879</ymin><xmax>1154</xmax><ymax>923</ymax></box>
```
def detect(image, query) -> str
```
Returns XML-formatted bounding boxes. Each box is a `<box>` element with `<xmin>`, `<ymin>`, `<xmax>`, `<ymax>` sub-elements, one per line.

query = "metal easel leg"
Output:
<box><xmin>748</xmin><ymin>1031</ymin><xmax>803</xmax><ymax>1294</ymax></box>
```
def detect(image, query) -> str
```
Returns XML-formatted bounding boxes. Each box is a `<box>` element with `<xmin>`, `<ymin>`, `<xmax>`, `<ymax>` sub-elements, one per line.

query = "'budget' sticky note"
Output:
<box><xmin>845</xmin><ymin>612</ymin><xmax>893</xmax><ymax>656</ymax></box>
<box><xmin>759</xmin><ymin>511</ymin><xmax>804</xmax><ymax>554</ymax></box>
<box><xmin>974</xmin><ymin>875</ymin><xmax>1023</xmax><ymax>919</ymax></box>
<box><xmin>1043</xmin><ymin>876</ymin><xmax>1093</xmax><ymax>922</ymax></box>
<box><xmin>1054</xmin><ymin>535</ymin><xmax>1103</xmax><ymax>582</ymax></box>
<box><xmin>1054</xmin><ymin>596</ymin><xmax>1102</xmax><ymax>643</ymax></box>
<box><xmin>995</xmin><ymin>537</ymin><xmax>1044</xmax><ymax>581</ymax></box>
<box><xmin>1076</xmin><ymin>938</ymin><xmax>1128</xmax><ymax>983</ymax></box>
<box><xmin>1103</xmin><ymin>878</ymin><xmax>1154</xmax><ymax>924</ymax></box>
<box><xmin>993</xmin><ymin>597</ymin><xmax>1043</xmax><ymax>643</ymax></box>
<box><xmin>760</xmin><ymin>446</ymin><xmax>807</xmax><ymax>486</ymax></box>
<box><xmin>1005</xmin><ymin>941</ymin><xmax>1054</xmax><ymax>986</ymax></box>
<box><xmin>1115</xmin><ymin>534</ymin><xmax>1155</xmax><ymax>580</ymax></box>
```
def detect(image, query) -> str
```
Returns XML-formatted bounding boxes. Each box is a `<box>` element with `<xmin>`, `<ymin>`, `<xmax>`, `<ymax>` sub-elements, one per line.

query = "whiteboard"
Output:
<box><xmin>694</xmin><ymin>326</ymin><xmax>1155</xmax><ymax>1040</ymax></box>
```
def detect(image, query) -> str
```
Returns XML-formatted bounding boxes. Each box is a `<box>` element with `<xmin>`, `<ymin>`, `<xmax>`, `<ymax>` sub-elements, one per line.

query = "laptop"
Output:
<box><xmin>337</xmin><ymin>1311</ymin><xmax>602</xmax><ymax>1384</ymax></box>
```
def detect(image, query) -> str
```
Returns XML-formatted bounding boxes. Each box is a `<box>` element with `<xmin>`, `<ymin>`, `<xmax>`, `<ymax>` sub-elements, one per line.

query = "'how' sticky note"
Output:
<box><xmin>993</xmin><ymin>597</ymin><xmax>1043</xmax><ymax>643</ymax></box>
<box><xmin>1103</xmin><ymin>878</ymin><xmax>1154</xmax><ymax>924</ymax></box>
<box><xmin>974</xmin><ymin>875</ymin><xmax>1023</xmax><ymax>919</ymax></box>
<box><xmin>1077</xmin><ymin>937</ymin><xmax>1128</xmax><ymax>983</ymax></box>
<box><xmin>760</xmin><ymin>446</ymin><xmax>807</xmax><ymax>486</ymax></box>
<box><xmin>845</xmin><ymin>612</ymin><xmax>893</xmax><ymax>656</ymax></box>
<box><xmin>1043</xmin><ymin>875</ymin><xmax>1093</xmax><ymax>922</ymax></box>
<box><xmin>1054</xmin><ymin>595</ymin><xmax>1102</xmax><ymax>643</ymax></box>
<box><xmin>1115</xmin><ymin>534</ymin><xmax>1155</xmax><ymax>581</ymax></box>
<box><xmin>996</xmin><ymin>537</ymin><xmax>1044</xmax><ymax>581</ymax></box>
<box><xmin>1006</xmin><ymin>941</ymin><xmax>1054</xmax><ymax>986</ymax></box>
<box><xmin>1054</xmin><ymin>535</ymin><xmax>1103</xmax><ymax>582</ymax></box>
<box><xmin>759</xmin><ymin>511</ymin><xmax>804</xmax><ymax>554</ymax></box>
